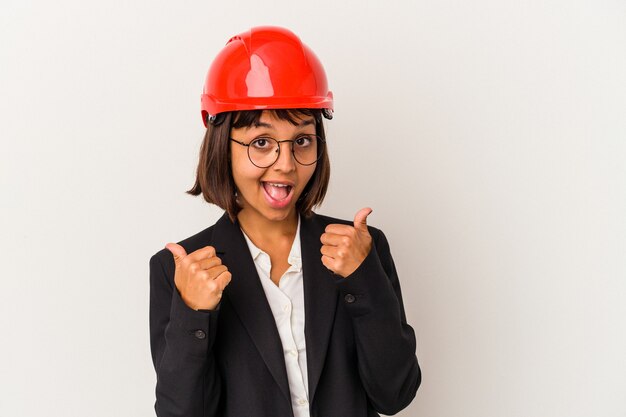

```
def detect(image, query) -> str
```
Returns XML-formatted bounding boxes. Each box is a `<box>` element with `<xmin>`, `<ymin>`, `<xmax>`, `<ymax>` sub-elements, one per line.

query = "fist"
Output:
<box><xmin>165</xmin><ymin>243</ymin><xmax>232</xmax><ymax>311</ymax></box>
<box><xmin>320</xmin><ymin>207</ymin><xmax>373</xmax><ymax>278</ymax></box>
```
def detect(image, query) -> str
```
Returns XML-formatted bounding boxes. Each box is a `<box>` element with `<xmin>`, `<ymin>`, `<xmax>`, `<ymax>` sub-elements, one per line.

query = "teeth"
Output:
<box><xmin>266</xmin><ymin>182</ymin><xmax>289</xmax><ymax>187</ymax></box>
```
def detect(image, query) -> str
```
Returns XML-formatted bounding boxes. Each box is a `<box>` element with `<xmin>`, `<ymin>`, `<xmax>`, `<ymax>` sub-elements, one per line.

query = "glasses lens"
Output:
<box><xmin>247</xmin><ymin>135</ymin><xmax>324</xmax><ymax>167</ymax></box>
<box><xmin>248</xmin><ymin>137</ymin><xmax>279</xmax><ymax>167</ymax></box>
<box><xmin>293</xmin><ymin>135</ymin><xmax>324</xmax><ymax>165</ymax></box>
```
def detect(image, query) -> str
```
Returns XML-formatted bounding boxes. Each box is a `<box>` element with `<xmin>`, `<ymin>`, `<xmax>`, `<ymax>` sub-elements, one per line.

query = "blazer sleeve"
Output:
<box><xmin>334</xmin><ymin>228</ymin><xmax>422</xmax><ymax>415</ymax></box>
<box><xmin>149</xmin><ymin>251</ymin><xmax>223</xmax><ymax>417</ymax></box>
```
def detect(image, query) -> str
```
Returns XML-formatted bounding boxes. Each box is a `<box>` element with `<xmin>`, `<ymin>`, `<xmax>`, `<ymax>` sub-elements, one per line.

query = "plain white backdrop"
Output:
<box><xmin>1</xmin><ymin>1</ymin><xmax>625</xmax><ymax>416</ymax></box>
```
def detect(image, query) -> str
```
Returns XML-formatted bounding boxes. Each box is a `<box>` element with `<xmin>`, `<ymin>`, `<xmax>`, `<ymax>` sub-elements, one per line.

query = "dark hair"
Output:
<box><xmin>187</xmin><ymin>108</ymin><xmax>331</xmax><ymax>223</ymax></box>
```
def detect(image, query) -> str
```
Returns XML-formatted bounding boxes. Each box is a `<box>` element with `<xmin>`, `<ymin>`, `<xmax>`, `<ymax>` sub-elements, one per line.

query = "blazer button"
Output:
<box><xmin>194</xmin><ymin>330</ymin><xmax>206</xmax><ymax>339</ymax></box>
<box><xmin>344</xmin><ymin>294</ymin><xmax>356</xmax><ymax>303</ymax></box>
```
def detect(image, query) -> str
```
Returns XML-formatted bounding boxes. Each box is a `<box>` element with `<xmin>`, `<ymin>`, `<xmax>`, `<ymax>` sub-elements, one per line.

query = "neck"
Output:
<box><xmin>236</xmin><ymin>208</ymin><xmax>298</xmax><ymax>244</ymax></box>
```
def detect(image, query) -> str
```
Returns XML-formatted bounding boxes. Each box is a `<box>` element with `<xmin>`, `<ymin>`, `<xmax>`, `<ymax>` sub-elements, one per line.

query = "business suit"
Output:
<box><xmin>149</xmin><ymin>211</ymin><xmax>421</xmax><ymax>417</ymax></box>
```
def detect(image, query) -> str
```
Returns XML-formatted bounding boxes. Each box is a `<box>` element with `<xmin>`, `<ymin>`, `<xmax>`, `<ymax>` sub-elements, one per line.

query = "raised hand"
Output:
<box><xmin>320</xmin><ymin>207</ymin><xmax>373</xmax><ymax>278</ymax></box>
<box><xmin>165</xmin><ymin>243</ymin><xmax>232</xmax><ymax>311</ymax></box>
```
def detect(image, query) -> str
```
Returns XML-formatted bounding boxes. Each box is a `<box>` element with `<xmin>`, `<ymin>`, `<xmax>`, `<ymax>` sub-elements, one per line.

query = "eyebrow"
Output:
<box><xmin>252</xmin><ymin>119</ymin><xmax>315</xmax><ymax>129</ymax></box>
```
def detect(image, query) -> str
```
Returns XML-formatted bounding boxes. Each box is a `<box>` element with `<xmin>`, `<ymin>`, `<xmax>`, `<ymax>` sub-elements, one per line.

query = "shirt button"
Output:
<box><xmin>193</xmin><ymin>330</ymin><xmax>206</xmax><ymax>339</ymax></box>
<box><xmin>289</xmin><ymin>349</ymin><xmax>298</xmax><ymax>357</ymax></box>
<box><xmin>344</xmin><ymin>294</ymin><xmax>356</xmax><ymax>303</ymax></box>
<box><xmin>283</xmin><ymin>304</ymin><xmax>290</xmax><ymax>312</ymax></box>
<box><xmin>296</xmin><ymin>398</ymin><xmax>308</xmax><ymax>406</ymax></box>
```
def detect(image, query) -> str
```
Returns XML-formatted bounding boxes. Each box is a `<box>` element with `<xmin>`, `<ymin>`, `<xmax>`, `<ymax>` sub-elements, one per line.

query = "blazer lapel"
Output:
<box><xmin>210</xmin><ymin>211</ymin><xmax>339</xmax><ymax>406</ymax></box>
<box><xmin>300</xmin><ymin>213</ymin><xmax>339</xmax><ymax>404</ymax></box>
<box><xmin>211</xmin><ymin>213</ymin><xmax>291</xmax><ymax>403</ymax></box>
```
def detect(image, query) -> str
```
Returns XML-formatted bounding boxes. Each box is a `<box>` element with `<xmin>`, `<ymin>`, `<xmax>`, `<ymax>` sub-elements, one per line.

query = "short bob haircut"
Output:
<box><xmin>187</xmin><ymin>108</ymin><xmax>330</xmax><ymax>223</ymax></box>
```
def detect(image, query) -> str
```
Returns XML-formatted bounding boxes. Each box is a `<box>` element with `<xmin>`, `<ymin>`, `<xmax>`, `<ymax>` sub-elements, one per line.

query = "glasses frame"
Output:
<box><xmin>229</xmin><ymin>134</ymin><xmax>326</xmax><ymax>168</ymax></box>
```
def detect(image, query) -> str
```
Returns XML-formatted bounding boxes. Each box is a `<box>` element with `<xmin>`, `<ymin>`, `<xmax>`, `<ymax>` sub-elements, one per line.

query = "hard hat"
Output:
<box><xmin>200</xmin><ymin>26</ymin><xmax>334</xmax><ymax>127</ymax></box>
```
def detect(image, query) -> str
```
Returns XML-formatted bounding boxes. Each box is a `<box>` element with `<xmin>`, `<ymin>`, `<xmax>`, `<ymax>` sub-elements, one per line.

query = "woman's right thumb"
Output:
<box><xmin>165</xmin><ymin>242</ymin><xmax>187</xmax><ymax>264</ymax></box>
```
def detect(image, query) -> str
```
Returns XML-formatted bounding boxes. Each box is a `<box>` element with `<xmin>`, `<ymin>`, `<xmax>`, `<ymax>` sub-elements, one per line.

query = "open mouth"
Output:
<box><xmin>260</xmin><ymin>181</ymin><xmax>295</xmax><ymax>209</ymax></box>
<box><xmin>261</xmin><ymin>182</ymin><xmax>293</xmax><ymax>201</ymax></box>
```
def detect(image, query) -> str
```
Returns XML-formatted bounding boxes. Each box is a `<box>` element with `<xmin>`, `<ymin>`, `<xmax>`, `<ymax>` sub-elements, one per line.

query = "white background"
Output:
<box><xmin>1</xmin><ymin>1</ymin><xmax>625</xmax><ymax>416</ymax></box>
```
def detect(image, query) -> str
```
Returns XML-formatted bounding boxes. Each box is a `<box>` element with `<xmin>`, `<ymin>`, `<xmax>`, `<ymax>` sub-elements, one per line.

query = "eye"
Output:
<box><xmin>294</xmin><ymin>135</ymin><xmax>314</xmax><ymax>147</ymax></box>
<box><xmin>251</xmin><ymin>137</ymin><xmax>273</xmax><ymax>149</ymax></box>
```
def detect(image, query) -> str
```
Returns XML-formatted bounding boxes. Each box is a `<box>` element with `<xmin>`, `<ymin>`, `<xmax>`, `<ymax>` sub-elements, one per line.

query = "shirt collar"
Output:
<box><xmin>288</xmin><ymin>215</ymin><xmax>302</xmax><ymax>270</ymax></box>
<box><xmin>240</xmin><ymin>214</ymin><xmax>302</xmax><ymax>271</ymax></box>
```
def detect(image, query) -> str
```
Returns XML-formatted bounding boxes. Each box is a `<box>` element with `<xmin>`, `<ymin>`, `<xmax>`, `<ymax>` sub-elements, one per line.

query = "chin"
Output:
<box><xmin>262</xmin><ymin>207</ymin><xmax>296</xmax><ymax>222</ymax></box>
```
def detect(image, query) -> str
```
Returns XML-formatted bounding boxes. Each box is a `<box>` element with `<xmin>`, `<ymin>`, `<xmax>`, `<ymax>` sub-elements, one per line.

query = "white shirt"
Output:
<box><xmin>240</xmin><ymin>215</ymin><xmax>310</xmax><ymax>417</ymax></box>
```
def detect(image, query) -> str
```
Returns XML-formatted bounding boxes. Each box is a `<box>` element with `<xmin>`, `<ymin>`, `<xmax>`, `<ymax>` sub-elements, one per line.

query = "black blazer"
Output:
<box><xmin>149</xmin><ymin>211</ymin><xmax>421</xmax><ymax>417</ymax></box>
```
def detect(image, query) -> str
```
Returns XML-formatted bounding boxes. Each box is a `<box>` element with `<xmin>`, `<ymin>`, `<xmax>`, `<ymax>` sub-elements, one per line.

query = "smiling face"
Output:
<box><xmin>230</xmin><ymin>110</ymin><xmax>318</xmax><ymax>224</ymax></box>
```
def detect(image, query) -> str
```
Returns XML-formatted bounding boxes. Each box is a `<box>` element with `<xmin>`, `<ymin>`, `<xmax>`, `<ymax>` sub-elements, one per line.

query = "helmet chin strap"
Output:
<box><xmin>207</xmin><ymin>113</ymin><xmax>227</xmax><ymax>126</ymax></box>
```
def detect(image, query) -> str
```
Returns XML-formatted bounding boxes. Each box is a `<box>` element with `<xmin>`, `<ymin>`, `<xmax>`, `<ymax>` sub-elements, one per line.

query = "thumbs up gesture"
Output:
<box><xmin>320</xmin><ymin>207</ymin><xmax>373</xmax><ymax>278</ymax></box>
<box><xmin>165</xmin><ymin>243</ymin><xmax>232</xmax><ymax>311</ymax></box>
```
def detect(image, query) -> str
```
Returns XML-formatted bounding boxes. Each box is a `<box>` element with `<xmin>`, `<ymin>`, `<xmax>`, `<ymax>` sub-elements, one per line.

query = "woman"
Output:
<box><xmin>149</xmin><ymin>26</ymin><xmax>421</xmax><ymax>417</ymax></box>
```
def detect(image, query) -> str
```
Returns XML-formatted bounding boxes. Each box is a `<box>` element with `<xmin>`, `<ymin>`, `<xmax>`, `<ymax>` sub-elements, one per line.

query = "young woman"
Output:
<box><xmin>149</xmin><ymin>26</ymin><xmax>421</xmax><ymax>417</ymax></box>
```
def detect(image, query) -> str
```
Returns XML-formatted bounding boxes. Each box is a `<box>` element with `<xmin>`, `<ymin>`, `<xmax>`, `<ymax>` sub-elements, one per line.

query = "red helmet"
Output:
<box><xmin>200</xmin><ymin>26</ymin><xmax>334</xmax><ymax>127</ymax></box>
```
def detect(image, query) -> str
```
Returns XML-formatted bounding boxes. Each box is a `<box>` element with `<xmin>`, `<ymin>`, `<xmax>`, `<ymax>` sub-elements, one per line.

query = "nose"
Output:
<box><xmin>272</xmin><ymin>142</ymin><xmax>296</xmax><ymax>172</ymax></box>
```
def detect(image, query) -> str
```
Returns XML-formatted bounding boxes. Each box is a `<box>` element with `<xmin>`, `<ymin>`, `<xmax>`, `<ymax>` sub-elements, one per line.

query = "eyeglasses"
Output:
<box><xmin>229</xmin><ymin>134</ymin><xmax>325</xmax><ymax>168</ymax></box>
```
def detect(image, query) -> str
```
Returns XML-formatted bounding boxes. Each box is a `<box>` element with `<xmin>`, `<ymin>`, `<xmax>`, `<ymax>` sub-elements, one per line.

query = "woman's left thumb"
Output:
<box><xmin>353</xmin><ymin>207</ymin><xmax>373</xmax><ymax>232</ymax></box>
